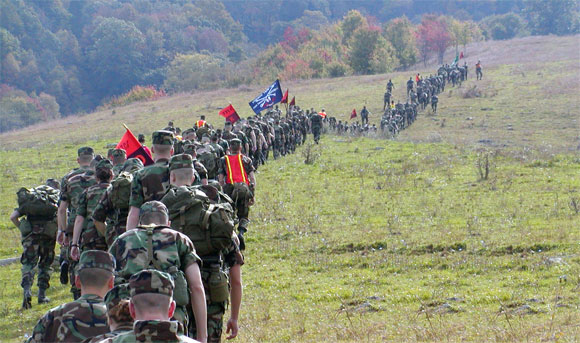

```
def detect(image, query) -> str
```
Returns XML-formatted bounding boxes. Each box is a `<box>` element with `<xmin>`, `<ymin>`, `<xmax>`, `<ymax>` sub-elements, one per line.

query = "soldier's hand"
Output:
<box><xmin>57</xmin><ymin>231</ymin><xmax>66</xmax><ymax>245</ymax></box>
<box><xmin>70</xmin><ymin>245</ymin><xmax>80</xmax><ymax>261</ymax></box>
<box><xmin>226</xmin><ymin>318</ymin><xmax>239</xmax><ymax>339</ymax></box>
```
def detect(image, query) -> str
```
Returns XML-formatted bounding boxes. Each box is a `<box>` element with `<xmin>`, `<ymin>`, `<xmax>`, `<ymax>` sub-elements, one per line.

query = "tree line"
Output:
<box><xmin>0</xmin><ymin>0</ymin><xmax>578</xmax><ymax>133</ymax></box>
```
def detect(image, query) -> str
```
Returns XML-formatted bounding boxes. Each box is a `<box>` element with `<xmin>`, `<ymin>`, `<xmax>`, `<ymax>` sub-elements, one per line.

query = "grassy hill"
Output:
<box><xmin>0</xmin><ymin>35</ymin><xmax>579</xmax><ymax>342</ymax></box>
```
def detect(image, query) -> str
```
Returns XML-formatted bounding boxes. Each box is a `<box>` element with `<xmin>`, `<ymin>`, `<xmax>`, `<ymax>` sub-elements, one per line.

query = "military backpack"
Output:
<box><xmin>110</xmin><ymin>171</ymin><xmax>133</xmax><ymax>210</ymax></box>
<box><xmin>16</xmin><ymin>185</ymin><xmax>59</xmax><ymax>217</ymax></box>
<box><xmin>161</xmin><ymin>186</ymin><xmax>235</xmax><ymax>256</ymax></box>
<box><xmin>196</xmin><ymin>147</ymin><xmax>218</xmax><ymax>180</ymax></box>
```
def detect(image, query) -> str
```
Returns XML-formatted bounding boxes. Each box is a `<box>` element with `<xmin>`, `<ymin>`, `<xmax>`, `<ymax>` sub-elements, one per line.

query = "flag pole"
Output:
<box><xmin>122</xmin><ymin>123</ymin><xmax>129</xmax><ymax>131</ymax></box>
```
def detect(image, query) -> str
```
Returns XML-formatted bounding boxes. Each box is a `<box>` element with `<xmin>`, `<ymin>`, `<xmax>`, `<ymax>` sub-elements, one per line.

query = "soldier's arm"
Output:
<box><xmin>127</xmin><ymin>171</ymin><xmax>144</xmax><ymax>230</ymax></box>
<box><xmin>185</xmin><ymin>262</ymin><xmax>207</xmax><ymax>342</ymax></box>
<box><xmin>226</xmin><ymin>263</ymin><xmax>242</xmax><ymax>339</ymax></box>
<box><xmin>10</xmin><ymin>210</ymin><xmax>21</xmax><ymax>228</ymax></box>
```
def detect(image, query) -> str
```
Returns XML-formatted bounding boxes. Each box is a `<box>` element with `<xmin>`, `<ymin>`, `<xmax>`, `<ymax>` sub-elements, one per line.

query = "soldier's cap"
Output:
<box><xmin>90</xmin><ymin>155</ymin><xmax>104</xmax><ymax>168</ymax></box>
<box><xmin>104</xmin><ymin>283</ymin><xmax>130</xmax><ymax>310</ymax></box>
<box><xmin>107</xmin><ymin>148</ymin><xmax>115</xmax><ymax>158</ymax></box>
<box><xmin>230</xmin><ymin>138</ymin><xmax>242</xmax><ymax>147</ymax></box>
<box><xmin>122</xmin><ymin>158</ymin><xmax>144</xmax><ymax>173</ymax></box>
<box><xmin>224</xmin><ymin>121</ymin><xmax>232</xmax><ymax>127</ymax></box>
<box><xmin>139</xmin><ymin>201</ymin><xmax>169</xmax><ymax>219</ymax></box>
<box><xmin>169</xmin><ymin>153</ymin><xmax>194</xmax><ymax>171</ymax></box>
<box><xmin>45</xmin><ymin>178</ymin><xmax>60</xmax><ymax>190</ymax></box>
<box><xmin>77</xmin><ymin>250</ymin><xmax>115</xmax><ymax>273</ymax></box>
<box><xmin>78</xmin><ymin>146</ymin><xmax>94</xmax><ymax>156</ymax></box>
<box><xmin>129</xmin><ymin>269</ymin><xmax>174</xmax><ymax>297</ymax></box>
<box><xmin>152</xmin><ymin>130</ymin><xmax>174</xmax><ymax>145</ymax></box>
<box><xmin>111</xmin><ymin>148</ymin><xmax>126</xmax><ymax>158</ymax></box>
<box><xmin>96</xmin><ymin>159</ymin><xmax>114</xmax><ymax>171</ymax></box>
<box><xmin>163</xmin><ymin>126</ymin><xmax>176</xmax><ymax>133</ymax></box>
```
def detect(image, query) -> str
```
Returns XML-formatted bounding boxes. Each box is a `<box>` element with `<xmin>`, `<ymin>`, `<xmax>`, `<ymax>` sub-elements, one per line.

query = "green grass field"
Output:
<box><xmin>0</xmin><ymin>35</ymin><xmax>578</xmax><ymax>342</ymax></box>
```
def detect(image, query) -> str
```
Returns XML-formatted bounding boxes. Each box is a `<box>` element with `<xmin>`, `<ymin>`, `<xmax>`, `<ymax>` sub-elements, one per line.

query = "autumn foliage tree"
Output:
<box><xmin>416</xmin><ymin>15</ymin><xmax>452</xmax><ymax>65</ymax></box>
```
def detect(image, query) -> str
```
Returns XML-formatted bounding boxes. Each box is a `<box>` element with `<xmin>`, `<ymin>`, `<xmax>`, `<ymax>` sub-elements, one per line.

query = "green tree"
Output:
<box><xmin>341</xmin><ymin>10</ymin><xmax>367</xmax><ymax>44</ymax></box>
<box><xmin>86</xmin><ymin>17</ymin><xmax>145</xmax><ymax>99</ymax></box>
<box><xmin>524</xmin><ymin>0</ymin><xmax>579</xmax><ymax>36</ymax></box>
<box><xmin>349</xmin><ymin>27</ymin><xmax>398</xmax><ymax>74</ymax></box>
<box><xmin>481</xmin><ymin>13</ymin><xmax>527</xmax><ymax>40</ymax></box>
<box><xmin>164</xmin><ymin>53</ymin><xmax>225</xmax><ymax>92</ymax></box>
<box><xmin>383</xmin><ymin>16</ymin><xmax>417</xmax><ymax>68</ymax></box>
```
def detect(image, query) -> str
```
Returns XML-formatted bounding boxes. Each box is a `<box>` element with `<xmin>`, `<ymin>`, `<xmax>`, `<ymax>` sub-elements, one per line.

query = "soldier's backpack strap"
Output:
<box><xmin>201</xmin><ymin>203</ymin><xmax>215</xmax><ymax>252</ymax></box>
<box><xmin>146</xmin><ymin>226</ymin><xmax>162</xmax><ymax>270</ymax></box>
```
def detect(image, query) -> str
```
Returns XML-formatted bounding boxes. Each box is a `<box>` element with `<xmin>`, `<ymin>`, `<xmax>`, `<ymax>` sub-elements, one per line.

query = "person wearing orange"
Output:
<box><xmin>218</xmin><ymin>139</ymin><xmax>255</xmax><ymax>250</ymax></box>
<box><xmin>475</xmin><ymin>60</ymin><xmax>483</xmax><ymax>80</ymax></box>
<box><xmin>194</xmin><ymin>115</ymin><xmax>207</xmax><ymax>129</ymax></box>
<box><xmin>318</xmin><ymin>108</ymin><xmax>327</xmax><ymax>119</ymax></box>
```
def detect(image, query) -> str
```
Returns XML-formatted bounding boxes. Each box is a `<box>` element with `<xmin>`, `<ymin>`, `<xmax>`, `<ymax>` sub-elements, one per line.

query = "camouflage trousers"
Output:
<box><xmin>21</xmin><ymin>233</ymin><xmax>56</xmax><ymax>290</ymax></box>
<box><xmin>190</xmin><ymin>301</ymin><xmax>227</xmax><ymax>343</ymax></box>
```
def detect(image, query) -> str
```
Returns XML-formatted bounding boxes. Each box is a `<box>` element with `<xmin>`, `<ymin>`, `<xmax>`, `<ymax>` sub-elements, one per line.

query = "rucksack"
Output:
<box><xmin>161</xmin><ymin>186</ymin><xmax>235</xmax><ymax>256</ymax></box>
<box><xmin>197</xmin><ymin>147</ymin><xmax>218</xmax><ymax>179</ymax></box>
<box><xmin>17</xmin><ymin>185</ymin><xmax>59</xmax><ymax>217</ymax></box>
<box><xmin>110</xmin><ymin>171</ymin><xmax>133</xmax><ymax>210</ymax></box>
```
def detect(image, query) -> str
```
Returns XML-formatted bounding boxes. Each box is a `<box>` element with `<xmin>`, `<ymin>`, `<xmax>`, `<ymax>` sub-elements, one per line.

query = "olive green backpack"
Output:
<box><xmin>16</xmin><ymin>185</ymin><xmax>59</xmax><ymax>217</ymax></box>
<box><xmin>110</xmin><ymin>171</ymin><xmax>133</xmax><ymax>210</ymax></box>
<box><xmin>161</xmin><ymin>185</ymin><xmax>235</xmax><ymax>256</ymax></box>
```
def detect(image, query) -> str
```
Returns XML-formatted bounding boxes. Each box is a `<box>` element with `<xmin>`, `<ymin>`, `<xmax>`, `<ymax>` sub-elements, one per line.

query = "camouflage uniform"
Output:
<box><xmin>111</xmin><ymin>149</ymin><xmax>127</xmax><ymax>177</ymax></box>
<box><xmin>93</xmin><ymin>158</ymin><xmax>144</xmax><ymax>247</ymax></box>
<box><xmin>27</xmin><ymin>250</ymin><xmax>115</xmax><ymax>343</ymax></box>
<box><xmin>16</xmin><ymin>184</ymin><xmax>59</xmax><ymax>307</ymax></box>
<box><xmin>310</xmin><ymin>113</ymin><xmax>323</xmax><ymax>144</ymax></box>
<box><xmin>108</xmin><ymin>202</ymin><xmax>202</xmax><ymax>331</ymax></box>
<box><xmin>61</xmin><ymin>149</ymin><xmax>97</xmax><ymax>298</ymax></box>
<box><xmin>219</xmin><ymin>145</ymin><xmax>254</xmax><ymax>233</ymax></box>
<box><xmin>103</xmin><ymin>270</ymin><xmax>199</xmax><ymax>343</ymax></box>
<box><xmin>82</xmin><ymin>284</ymin><xmax>133</xmax><ymax>343</ymax></box>
<box><xmin>76</xmin><ymin>160</ymin><xmax>113</xmax><ymax>251</ymax></box>
<box><xmin>128</xmin><ymin>131</ymin><xmax>174</xmax><ymax>209</ymax></box>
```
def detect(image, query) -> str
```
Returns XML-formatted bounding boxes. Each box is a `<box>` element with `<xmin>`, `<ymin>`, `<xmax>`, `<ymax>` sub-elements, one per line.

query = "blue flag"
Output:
<box><xmin>249</xmin><ymin>80</ymin><xmax>283</xmax><ymax>114</ymax></box>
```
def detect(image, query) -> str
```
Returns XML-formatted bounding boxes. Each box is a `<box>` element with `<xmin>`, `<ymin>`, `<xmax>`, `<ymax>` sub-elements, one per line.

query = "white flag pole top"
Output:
<box><xmin>123</xmin><ymin>123</ymin><xmax>129</xmax><ymax>131</ymax></box>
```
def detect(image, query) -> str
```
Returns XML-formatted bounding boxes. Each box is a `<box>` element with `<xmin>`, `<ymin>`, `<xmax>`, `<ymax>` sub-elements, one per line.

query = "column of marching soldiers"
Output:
<box><xmin>12</xmin><ymin>63</ymin><xmax>470</xmax><ymax>343</ymax></box>
<box><xmin>323</xmin><ymin>62</ymin><xmax>471</xmax><ymax>136</ymax></box>
<box><xmin>13</xmin><ymin>106</ymin><xmax>336</xmax><ymax>343</ymax></box>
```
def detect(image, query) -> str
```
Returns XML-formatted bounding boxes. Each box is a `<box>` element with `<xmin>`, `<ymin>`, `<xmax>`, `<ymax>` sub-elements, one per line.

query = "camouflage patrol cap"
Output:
<box><xmin>129</xmin><ymin>269</ymin><xmax>174</xmax><ymax>297</ymax></box>
<box><xmin>139</xmin><ymin>201</ymin><xmax>169</xmax><ymax>219</ymax></box>
<box><xmin>78</xmin><ymin>146</ymin><xmax>94</xmax><ymax>156</ymax></box>
<box><xmin>77</xmin><ymin>250</ymin><xmax>115</xmax><ymax>273</ymax></box>
<box><xmin>46</xmin><ymin>178</ymin><xmax>60</xmax><ymax>190</ymax></box>
<box><xmin>169</xmin><ymin>153</ymin><xmax>194</xmax><ymax>171</ymax></box>
<box><xmin>182</xmin><ymin>143</ymin><xmax>197</xmax><ymax>157</ymax></box>
<box><xmin>104</xmin><ymin>283</ymin><xmax>130</xmax><ymax>310</ymax></box>
<box><xmin>95</xmin><ymin>159</ymin><xmax>114</xmax><ymax>171</ymax></box>
<box><xmin>122</xmin><ymin>158</ymin><xmax>144</xmax><ymax>173</ymax></box>
<box><xmin>152</xmin><ymin>130</ymin><xmax>174</xmax><ymax>145</ymax></box>
<box><xmin>111</xmin><ymin>148</ymin><xmax>126</xmax><ymax>158</ymax></box>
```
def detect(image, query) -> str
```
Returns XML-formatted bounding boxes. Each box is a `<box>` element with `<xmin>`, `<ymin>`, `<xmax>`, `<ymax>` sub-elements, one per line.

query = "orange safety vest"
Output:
<box><xmin>318</xmin><ymin>111</ymin><xmax>326</xmax><ymax>118</ymax></box>
<box><xmin>224</xmin><ymin>154</ymin><xmax>249</xmax><ymax>185</ymax></box>
<box><xmin>196</xmin><ymin>120</ymin><xmax>206</xmax><ymax>128</ymax></box>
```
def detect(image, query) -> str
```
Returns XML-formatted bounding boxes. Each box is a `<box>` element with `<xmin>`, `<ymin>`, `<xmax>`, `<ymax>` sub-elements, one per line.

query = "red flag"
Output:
<box><xmin>281</xmin><ymin>89</ymin><xmax>289</xmax><ymax>104</ymax></box>
<box><xmin>459</xmin><ymin>51</ymin><xmax>464</xmax><ymax>59</ymax></box>
<box><xmin>116</xmin><ymin>126</ymin><xmax>154</xmax><ymax>166</ymax></box>
<box><xmin>289</xmin><ymin>96</ymin><xmax>295</xmax><ymax>106</ymax></box>
<box><xmin>219</xmin><ymin>104</ymin><xmax>240</xmax><ymax>123</ymax></box>
<box><xmin>350</xmin><ymin>108</ymin><xmax>357</xmax><ymax>119</ymax></box>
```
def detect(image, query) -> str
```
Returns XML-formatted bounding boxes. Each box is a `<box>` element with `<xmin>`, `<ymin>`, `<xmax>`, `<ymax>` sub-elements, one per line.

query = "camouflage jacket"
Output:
<box><xmin>81</xmin><ymin>323</ymin><xmax>133</xmax><ymax>343</ymax></box>
<box><xmin>112</xmin><ymin>164</ymin><xmax>124</xmax><ymax>177</ymax></box>
<box><xmin>108</xmin><ymin>225</ymin><xmax>201</xmax><ymax>283</ymax></box>
<box><xmin>60</xmin><ymin>166</ymin><xmax>90</xmax><ymax>203</ymax></box>
<box><xmin>104</xmin><ymin>320</ymin><xmax>199</xmax><ymax>343</ymax></box>
<box><xmin>92</xmin><ymin>188</ymin><xmax>129</xmax><ymax>247</ymax></box>
<box><xmin>129</xmin><ymin>159</ymin><xmax>170</xmax><ymax>209</ymax></box>
<box><xmin>77</xmin><ymin>182</ymin><xmax>111</xmax><ymax>247</ymax></box>
<box><xmin>61</xmin><ymin>171</ymin><xmax>96</xmax><ymax>235</ymax></box>
<box><xmin>27</xmin><ymin>294</ymin><xmax>109</xmax><ymax>343</ymax></box>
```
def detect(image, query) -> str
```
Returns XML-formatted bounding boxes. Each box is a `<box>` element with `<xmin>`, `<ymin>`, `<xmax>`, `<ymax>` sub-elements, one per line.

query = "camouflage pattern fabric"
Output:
<box><xmin>152</xmin><ymin>130</ymin><xmax>174</xmax><ymax>145</ymax></box>
<box><xmin>27</xmin><ymin>294</ymin><xmax>109</xmax><ymax>343</ymax></box>
<box><xmin>108</xmin><ymin>225</ymin><xmax>201</xmax><ymax>327</ymax></box>
<box><xmin>77</xmin><ymin>250</ymin><xmax>116</xmax><ymax>272</ymax></box>
<box><xmin>129</xmin><ymin>269</ymin><xmax>174</xmax><ymax>297</ymax></box>
<box><xmin>129</xmin><ymin>159</ymin><xmax>170</xmax><ymax>208</ymax></box>
<box><xmin>104</xmin><ymin>320</ymin><xmax>199</xmax><ymax>343</ymax></box>
<box><xmin>61</xmin><ymin>170</ymin><xmax>96</xmax><ymax>235</ymax></box>
<box><xmin>81</xmin><ymin>323</ymin><xmax>133</xmax><ymax>343</ymax></box>
<box><xmin>92</xmin><ymin>187</ymin><xmax>129</xmax><ymax>247</ymax></box>
<box><xmin>77</xmin><ymin>182</ymin><xmax>111</xmax><ymax>250</ymax></box>
<box><xmin>20</xmin><ymin>222</ymin><xmax>57</xmax><ymax>290</ymax></box>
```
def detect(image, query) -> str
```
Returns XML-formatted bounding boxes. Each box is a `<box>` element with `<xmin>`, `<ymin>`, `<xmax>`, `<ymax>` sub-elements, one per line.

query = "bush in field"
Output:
<box><xmin>325</xmin><ymin>61</ymin><xmax>349</xmax><ymax>77</ymax></box>
<box><xmin>107</xmin><ymin>85</ymin><xmax>166</xmax><ymax>108</ymax></box>
<box><xmin>0</xmin><ymin>85</ymin><xmax>60</xmax><ymax>132</ymax></box>
<box><xmin>164</xmin><ymin>53</ymin><xmax>226</xmax><ymax>92</ymax></box>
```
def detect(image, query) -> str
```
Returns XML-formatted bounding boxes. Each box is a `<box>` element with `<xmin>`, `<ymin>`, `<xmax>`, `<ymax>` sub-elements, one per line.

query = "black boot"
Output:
<box><xmin>22</xmin><ymin>288</ymin><xmax>32</xmax><ymax>309</ymax></box>
<box><xmin>38</xmin><ymin>288</ymin><xmax>50</xmax><ymax>304</ymax></box>
<box><xmin>60</xmin><ymin>260</ymin><xmax>69</xmax><ymax>285</ymax></box>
